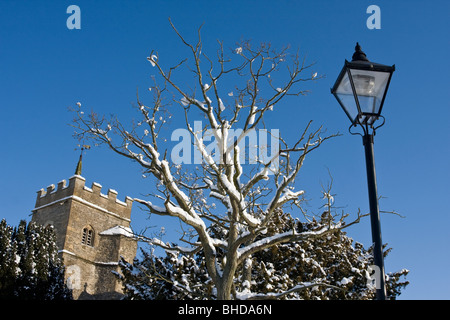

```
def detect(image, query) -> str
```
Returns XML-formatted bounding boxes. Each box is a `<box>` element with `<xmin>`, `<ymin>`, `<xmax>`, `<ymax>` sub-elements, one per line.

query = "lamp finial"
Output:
<box><xmin>352</xmin><ymin>42</ymin><xmax>369</xmax><ymax>62</ymax></box>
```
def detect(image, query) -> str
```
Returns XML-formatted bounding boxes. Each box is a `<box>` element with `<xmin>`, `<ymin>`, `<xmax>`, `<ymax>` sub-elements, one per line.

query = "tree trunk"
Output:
<box><xmin>216</xmin><ymin>280</ymin><xmax>231</xmax><ymax>300</ymax></box>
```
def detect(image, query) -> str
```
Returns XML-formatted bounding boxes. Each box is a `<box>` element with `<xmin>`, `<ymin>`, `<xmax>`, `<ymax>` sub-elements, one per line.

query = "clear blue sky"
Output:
<box><xmin>1</xmin><ymin>0</ymin><xmax>449</xmax><ymax>299</ymax></box>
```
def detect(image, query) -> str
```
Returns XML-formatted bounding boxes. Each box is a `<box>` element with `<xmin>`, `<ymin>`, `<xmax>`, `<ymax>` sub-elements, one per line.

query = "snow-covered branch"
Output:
<box><xmin>237</xmin><ymin>282</ymin><xmax>343</xmax><ymax>300</ymax></box>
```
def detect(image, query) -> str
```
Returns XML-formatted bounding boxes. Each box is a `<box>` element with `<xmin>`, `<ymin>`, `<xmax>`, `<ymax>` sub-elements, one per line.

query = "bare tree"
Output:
<box><xmin>72</xmin><ymin>20</ymin><xmax>365</xmax><ymax>300</ymax></box>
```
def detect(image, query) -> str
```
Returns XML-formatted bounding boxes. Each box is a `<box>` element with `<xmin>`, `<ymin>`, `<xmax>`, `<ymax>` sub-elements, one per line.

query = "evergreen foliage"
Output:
<box><xmin>117</xmin><ymin>210</ymin><xmax>409</xmax><ymax>300</ymax></box>
<box><xmin>0</xmin><ymin>219</ymin><xmax>72</xmax><ymax>300</ymax></box>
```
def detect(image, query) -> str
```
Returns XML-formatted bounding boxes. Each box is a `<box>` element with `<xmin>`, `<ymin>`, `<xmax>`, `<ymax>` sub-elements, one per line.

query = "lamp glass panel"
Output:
<box><xmin>334</xmin><ymin>71</ymin><xmax>359</xmax><ymax>123</ymax></box>
<box><xmin>349</xmin><ymin>69</ymin><xmax>390</xmax><ymax>115</ymax></box>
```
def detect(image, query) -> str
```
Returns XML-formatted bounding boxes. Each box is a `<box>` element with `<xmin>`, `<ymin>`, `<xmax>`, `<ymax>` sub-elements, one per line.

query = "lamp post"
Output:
<box><xmin>331</xmin><ymin>43</ymin><xmax>395</xmax><ymax>300</ymax></box>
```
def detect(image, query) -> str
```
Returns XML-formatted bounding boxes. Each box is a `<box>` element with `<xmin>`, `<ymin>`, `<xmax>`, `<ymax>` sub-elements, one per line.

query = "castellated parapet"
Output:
<box><xmin>31</xmin><ymin>175</ymin><xmax>137</xmax><ymax>300</ymax></box>
<box><xmin>34</xmin><ymin>175</ymin><xmax>133</xmax><ymax>221</ymax></box>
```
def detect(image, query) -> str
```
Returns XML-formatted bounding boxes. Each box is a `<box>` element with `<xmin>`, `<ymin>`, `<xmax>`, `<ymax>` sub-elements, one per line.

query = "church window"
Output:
<box><xmin>82</xmin><ymin>227</ymin><xmax>94</xmax><ymax>246</ymax></box>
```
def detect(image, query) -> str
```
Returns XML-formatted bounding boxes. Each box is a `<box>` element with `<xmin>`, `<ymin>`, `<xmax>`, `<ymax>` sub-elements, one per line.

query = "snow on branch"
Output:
<box><xmin>133</xmin><ymin>198</ymin><xmax>168</xmax><ymax>215</ymax></box>
<box><xmin>237</xmin><ymin>282</ymin><xmax>343</xmax><ymax>300</ymax></box>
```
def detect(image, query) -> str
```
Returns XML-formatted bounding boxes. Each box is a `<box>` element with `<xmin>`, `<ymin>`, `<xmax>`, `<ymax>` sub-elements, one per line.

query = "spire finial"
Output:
<box><xmin>74</xmin><ymin>144</ymin><xmax>90</xmax><ymax>176</ymax></box>
<box><xmin>352</xmin><ymin>42</ymin><xmax>369</xmax><ymax>62</ymax></box>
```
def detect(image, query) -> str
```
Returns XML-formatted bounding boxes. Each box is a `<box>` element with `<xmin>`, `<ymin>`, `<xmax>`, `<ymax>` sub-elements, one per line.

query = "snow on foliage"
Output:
<box><xmin>0</xmin><ymin>219</ymin><xmax>72</xmax><ymax>299</ymax></box>
<box><xmin>117</xmin><ymin>211</ymin><xmax>409</xmax><ymax>300</ymax></box>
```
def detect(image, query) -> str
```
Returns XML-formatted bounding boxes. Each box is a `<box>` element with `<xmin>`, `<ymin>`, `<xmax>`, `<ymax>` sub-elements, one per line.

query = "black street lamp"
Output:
<box><xmin>331</xmin><ymin>43</ymin><xmax>395</xmax><ymax>300</ymax></box>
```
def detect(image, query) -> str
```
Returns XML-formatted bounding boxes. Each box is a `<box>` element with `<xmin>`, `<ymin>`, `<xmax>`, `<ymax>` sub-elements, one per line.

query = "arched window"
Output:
<box><xmin>81</xmin><ymin>226</ymin><xmax>94</xmax><ymax>246</ymax></box>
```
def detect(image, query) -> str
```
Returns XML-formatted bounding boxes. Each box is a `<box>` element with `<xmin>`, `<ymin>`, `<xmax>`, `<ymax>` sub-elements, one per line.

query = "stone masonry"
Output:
<box><xmin>31</xmin><ymin>175</ymin><xmax>137</xmax><ymax>300</ymax></box>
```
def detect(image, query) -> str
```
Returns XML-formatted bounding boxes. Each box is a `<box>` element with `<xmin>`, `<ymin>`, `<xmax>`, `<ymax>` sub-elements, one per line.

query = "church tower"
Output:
<box><xmin>31</xmin><ymin>156</ymin><xmax>137</xmax><ymax>299</ymax></box>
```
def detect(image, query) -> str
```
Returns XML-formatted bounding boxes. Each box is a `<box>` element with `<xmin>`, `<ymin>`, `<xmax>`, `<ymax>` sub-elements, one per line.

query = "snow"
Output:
<box><xmin>194</xmin><ymin>99</ymin><xmax>208</xmax><ymax>111</ymax></box>
<box><xmin>133</xmin><ymin>198</ymin><xmax>166</xmax><ymax>214</ymax></box>
<box><xmin>59</xmin><ymin>249</ymin><xmax>76</xmax><ymax>256</ymax></box>
<box><xmin>165</xmin><ymin>201</ymin><xmax>206</xmax><ymax>229</ymax></box>
<box><xmin>33</xmin><ymin>195</ymin><xmax>131</xmax><ymax>222</ymax></box>
<box><xmin>219</xmin><ymin>173</ymin><xmax>240</xmax><ymax>200</ymax></box>
<box><xmin>241</xmin><ymin>210</ymin><xmax>261</xmax><ymax>227</ymax></box>
<box><xmin>181</xmin><ymin>96</ymin><xmax>189</xmax><ymax>106</ymax></box>
<box><xmin>151</xmin><ymin>237</ymin><xmax>168</xmax><ymax>248</ymax></box>
<box><xmin>337</xmin><ymin>277</ymin><xmax>352</xmax><ymax>286</ymax></box>
<box><xmin>235</xmin><ymin>282</ymin><xmax>318</xmax><ymax>300</ymax></box>
<box><xmin>90</xmin><ymin>127</ymin><xmax>107</xmax><ymax>135</ymax></box>
<box><xmin>115</xmin><ymin>198</ymin><xmax>129</xmax><ymax>206</ymax></box>
<box><xmin>99</xmin><ymin>225</ymin><xmax>134</xmax><ymax>238</ymax></box>
<box><xmin>61</xmin><ymin>249</ymin><xmax>120</xmax><ymax>265</ymax></box>
<box><xmin>96</xmin><ymin>261</ymin><xmax>119</xmax><ymax>266</ymax></box>
<box><xmin>237</xmin><ymin>231</ymin><xmax>292</xmax><ymax>258</ymax></box>
<box><xmin>161</xmin><ymin>160</ymin><xmax>193</xmax><ymax>207</ymax></box>
<box><xmin>219</xmin><ymin>98</ymin><xmax>225</xmax><ymax>111</ymax></box>
<box><xmin>248</xmin><ymin>105</ymin><xmax>257</xmax><ymax>125</ymax></box>
<box><xmin>278</xmin><ymin>189</ymin><xmax>305</xmax><ymax>205</ymax></box>
<box><xmin>322</xmin><ymin>192</ymin><xmax>334</xmax><ymax>203</ymax></box>
<box><xmin>351</xmin><ymin>267</ymin><xmax>360</xmax><ymax>274</ymax></box>
<box><xmin>147</xmin><ymin>54</ymin><xmax>158</xmax><ymax>67</ymax></box>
